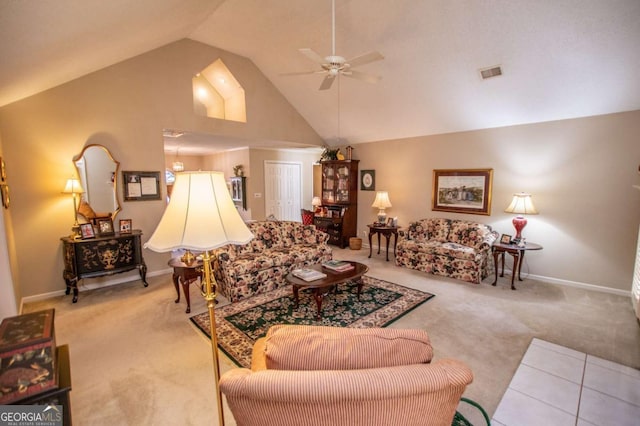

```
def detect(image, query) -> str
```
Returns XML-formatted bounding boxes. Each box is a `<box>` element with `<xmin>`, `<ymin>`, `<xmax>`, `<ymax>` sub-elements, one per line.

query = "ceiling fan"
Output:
<box><xmin>281</xmin><ymin>0</ymin><xmax>384</xmax><ymax>90</ymax></box>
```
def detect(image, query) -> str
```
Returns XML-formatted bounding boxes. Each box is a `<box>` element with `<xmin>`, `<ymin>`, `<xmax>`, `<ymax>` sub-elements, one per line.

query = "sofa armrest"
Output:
<box><xmin>251</xmin><ymin>337</ymin><xmax>268</xmax><ymax>371</ymax></box>
<box><xmin>398</xmin><ymin>229</ymin><xmax>410</xmax><ymax>240</ymax></box>
<box><xmin>213</xmin><ymin>246</ymin><xmax>235</xmax><ymax>262</ymax></box>
<box><xmin>316</xmin><ymin>230</ymin><xmax>330</xmax><ymax>244</ymax></box>
<box><xmin>479</xmin><ymin>230</ymin><xmax>499</xmax><ymax>251</ymax></box>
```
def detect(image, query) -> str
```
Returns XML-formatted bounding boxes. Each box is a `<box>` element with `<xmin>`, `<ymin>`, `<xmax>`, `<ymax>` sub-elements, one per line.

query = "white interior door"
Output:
<box><xmin>264</xmin><ymin>161</ymin><xmax>302</xmax><ymax>221</ymax></box>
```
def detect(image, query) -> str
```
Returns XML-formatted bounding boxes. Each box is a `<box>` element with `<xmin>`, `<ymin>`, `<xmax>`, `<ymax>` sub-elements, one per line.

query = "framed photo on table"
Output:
<box><xmin>119</xmin><ymin>219</ymin><xmax>132</xmax><ymax>233</ymax></box>
<box><xmin>96</xmin><ymin>218</ymin><xmax>115</xmax><ymax>236</ymax></box>
<box><xmin>432</xmin><ymin>169</ymin><xmax>493</xmax><ymax>215</ymax></box>
<box><xmin>80</xmin><ymin>223</ymin><xmax>95</xmax><ymax>239</ymax></box>
<box><xmin>500</xmin><ymin>234</ymin><xmax>513</xmax><ymax>244</ymax></box>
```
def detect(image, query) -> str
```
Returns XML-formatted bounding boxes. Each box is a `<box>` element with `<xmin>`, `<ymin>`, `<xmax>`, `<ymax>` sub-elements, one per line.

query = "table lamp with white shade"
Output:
<box><xmin>145</xmin><ymin>171</ymin><xmax>253</xmax><ymax>426</ymax></box>
<box><xmin>311</xmin><ymin>196</ymin><xmax>322</xmax><ymax>214</ymax></box>
<box><xmin>372</xmin><ymin>191</ymin><xmax>392</xmax><ymax>224</ymax></box>
<box><xmin>504</xmin><ymin>192</ymin><xmax>538</xmax><ymax>244</ymax></box>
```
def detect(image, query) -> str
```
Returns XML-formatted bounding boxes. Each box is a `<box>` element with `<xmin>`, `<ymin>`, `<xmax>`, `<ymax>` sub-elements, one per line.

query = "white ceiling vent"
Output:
<box><xmin>479</xmin><ymin>65</ymin><xmax>502</xmax><ymax>80</ymax></box>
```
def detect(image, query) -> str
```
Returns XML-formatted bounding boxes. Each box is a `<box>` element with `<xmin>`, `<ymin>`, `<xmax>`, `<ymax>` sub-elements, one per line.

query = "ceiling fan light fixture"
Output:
<box><xmin>326</xmin><ymin>55</ymin><xmax>345</xmax><ymax>65</ymax></box>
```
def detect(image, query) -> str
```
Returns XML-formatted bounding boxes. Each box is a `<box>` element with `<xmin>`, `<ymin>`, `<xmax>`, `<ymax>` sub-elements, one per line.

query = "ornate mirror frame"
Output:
<box><xmin>73</xmin><ymin>144</ymin><xmax>121</xmax><ymax>222</ymax></box>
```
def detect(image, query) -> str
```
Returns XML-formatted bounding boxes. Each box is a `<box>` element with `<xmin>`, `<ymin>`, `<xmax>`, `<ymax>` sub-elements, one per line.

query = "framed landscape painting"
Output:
<box><xmin>432</xmin><ymin>169</ymin><xmax>493</xmax><ymax>215</ymax></box>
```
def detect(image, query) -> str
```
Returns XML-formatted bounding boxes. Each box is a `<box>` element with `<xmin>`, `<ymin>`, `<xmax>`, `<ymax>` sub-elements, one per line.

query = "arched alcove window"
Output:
<box><xmin>193</xmin><ymin>59</ymin><xmax>246</xmax><ymax>122</ymax></box>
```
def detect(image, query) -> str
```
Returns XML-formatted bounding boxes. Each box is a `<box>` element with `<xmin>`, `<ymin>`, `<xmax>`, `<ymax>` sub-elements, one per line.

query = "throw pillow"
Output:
<box><xmin>77</xmin><ymin>200</ymin><xmax>96</xmax><ymax>219</ymax></box>
<box><xmin>301</xmin><ymin>209</ymin><xmax>314</xmax><ymax>225</ymax></box>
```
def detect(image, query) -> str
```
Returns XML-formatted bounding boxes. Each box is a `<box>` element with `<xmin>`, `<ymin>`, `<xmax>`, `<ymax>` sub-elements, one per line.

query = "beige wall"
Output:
<box><xmin>0</xmin><ymin>39</ymin><xmax>323</xmax><ymax>300</ymax></box>
<box><xmin>352</xmin><ymin>110</ymin><xmax>640</xmax><ymax>292</ymax></box>
<box><xmin>164</xmin><ymin>154</ymin><xmax>205</xmax><ymax>173</ymax></box>
<box><xmin>203</xmin><ymin>149</ymin><xmax>251</xmax><ymax>182</ymax></box>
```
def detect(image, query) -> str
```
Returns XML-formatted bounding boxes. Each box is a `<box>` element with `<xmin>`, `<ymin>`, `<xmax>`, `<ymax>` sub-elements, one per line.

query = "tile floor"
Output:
<box><xmin>492</xmin><ymin>338</ymin><xmax>640</xmax><ymax>426</ymax></box>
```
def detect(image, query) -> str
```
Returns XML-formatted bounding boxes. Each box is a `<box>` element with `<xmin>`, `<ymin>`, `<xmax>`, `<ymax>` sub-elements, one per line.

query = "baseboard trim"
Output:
<box><xmin>22</xmin><ymin>265</ymin><xmax>631</xmax><ymax>306</ymax></box>
<box><xmin>358</xmin><ymin>244</ymin><xmax>632</xmax><ymax>298</ymax></box>
<box><xmin>492</xmin><ymin>266</ymin><xmax>631</xmax><ymax>297</ymax></box>
<box><xmin>527</xmin><ymin>273</ymin><xmax>631</xmax><ymax>297</ymax></box>
<box><xmin>21</xmin><ymin>268</ymin><xmax>173</xmax><ymax>305</ymax></box>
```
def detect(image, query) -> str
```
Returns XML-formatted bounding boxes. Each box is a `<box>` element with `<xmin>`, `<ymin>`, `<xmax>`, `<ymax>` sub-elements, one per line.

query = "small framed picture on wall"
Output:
<box><xmin>360</xmin><ymin>170</ymin><xmax>375</xmax><ymax>191</ymax></box>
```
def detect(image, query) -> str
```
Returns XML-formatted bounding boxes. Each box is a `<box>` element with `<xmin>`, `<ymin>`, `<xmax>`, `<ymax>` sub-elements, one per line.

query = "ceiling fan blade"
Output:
<box><xmin>346</xmin><ymin>51</ymin><xmax>384</xmax><ymax>68</ymax></box>
<box><xmin>280</xmin><ymin>70</ymin><xmax>320</xmax><ymax>76</ymax></box>
<box><xmin>343</xmin><ymin>69</ymin><xmax>381</xmax><ymax>84</ymax></box>
<box><xmin>299</xmin><ymin>48</ymin><xmax>327</xmax><ymax>65</ymax></box>
<box><xmin>319</xmin><ymin>75</ymin><xmax>336</xmax><ymax>90</ymax></box>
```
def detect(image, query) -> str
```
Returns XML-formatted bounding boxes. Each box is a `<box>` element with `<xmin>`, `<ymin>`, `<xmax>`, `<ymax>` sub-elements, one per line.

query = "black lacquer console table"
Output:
<box><xmin>61</xmin><ymin>230</ymin><xmax>148</xmax><ymax>302</ymax></box>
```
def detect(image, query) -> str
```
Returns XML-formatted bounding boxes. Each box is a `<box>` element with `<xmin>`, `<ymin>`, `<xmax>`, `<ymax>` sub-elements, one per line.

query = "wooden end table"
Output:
<box><xmin>492</xmin><ymin>242</ymin><xmax>543</xmax><ymax>290</ymax></box>
<box><xmin>367</xmin><ymin>224</ymin><xmax>400</xmax><ymax>261</ymax></box>
<box><xmin>285</xmin><ymin>262</ymin><xmax>369</xmax><ymax>320</ymax></box>
<box><xmin>168</xmin><ymin>257</ymin><xmax>207</xmax><ymax>314</ymax></box>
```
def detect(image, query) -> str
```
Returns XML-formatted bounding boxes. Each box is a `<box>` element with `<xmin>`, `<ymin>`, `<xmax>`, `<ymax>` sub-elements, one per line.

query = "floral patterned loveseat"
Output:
<box><xmin>214</xmin><ymin>221</ymin><xmax>332</xmax><ymax>302</ymax></box>
<box><xmin>395</xmin><ymin>218</ymin><xmax>498</xmax><ymax>284</ymax></box>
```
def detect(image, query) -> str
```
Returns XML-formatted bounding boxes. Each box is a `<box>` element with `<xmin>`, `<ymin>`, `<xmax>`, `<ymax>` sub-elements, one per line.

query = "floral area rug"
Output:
<box><xmin>189</xmin><ymin>275</ymin><xmax>435</xmax><ymax>368</ymax></box>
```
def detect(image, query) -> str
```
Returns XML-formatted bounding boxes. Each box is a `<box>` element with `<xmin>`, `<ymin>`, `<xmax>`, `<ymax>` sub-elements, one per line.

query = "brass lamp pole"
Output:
<box><xmin>62</xmin><ymin>178</ymin><xmax>84</xmax><ymax>239</ymax></box>
<box><xmin>145</xmin><ymin>171</ymin><xmax>254</xmax><ymax>426</ymax></box>
<box><xmin>201</xmin><ymin>249</ymin><xmax>224</xmax><ymax>426</ymax></box>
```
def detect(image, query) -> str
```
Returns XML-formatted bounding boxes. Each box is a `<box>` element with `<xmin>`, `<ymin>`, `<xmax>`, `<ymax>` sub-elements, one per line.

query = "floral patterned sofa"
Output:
<box><xmin>395</xmin><ymin>218</ymin><xmax>498</xmax><ymax>284</ymax></box>
<box><xmin>214</xmin><ymin>221</ymin><xmax>332</xmax><ymax>302</ymax></box>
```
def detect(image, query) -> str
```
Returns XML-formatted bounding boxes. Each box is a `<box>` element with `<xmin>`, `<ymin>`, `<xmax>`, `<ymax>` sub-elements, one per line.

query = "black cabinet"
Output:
<box><xmin>61</xmin><ymin>230</ymin><xmax>148</xmax><ymax>302</ymax></box>
<box><xmin>12</xmin><ymin>345</ymin><xmax>72</xmax><ymax>426</ymax></box>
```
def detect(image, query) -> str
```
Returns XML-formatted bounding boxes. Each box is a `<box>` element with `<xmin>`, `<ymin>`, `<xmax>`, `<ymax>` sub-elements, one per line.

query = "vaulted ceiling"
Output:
<box><xmin>2</xmin><ymin>0</ymin><xmax>639</xmax><ymax>151</ymax></box>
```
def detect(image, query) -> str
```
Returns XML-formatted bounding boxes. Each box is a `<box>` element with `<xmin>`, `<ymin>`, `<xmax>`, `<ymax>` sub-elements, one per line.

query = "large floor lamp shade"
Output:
<box><xmin>145</xmin><ymin>171</ymin><xmax>253</xmax><ymax>426</ymax></box>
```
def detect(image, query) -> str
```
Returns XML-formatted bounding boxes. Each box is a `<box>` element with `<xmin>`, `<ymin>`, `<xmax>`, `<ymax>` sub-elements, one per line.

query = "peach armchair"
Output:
<box><xmin>219</xmin><ymin>325</ymin><xmax>473</xmax><ymax>426</ymax></box>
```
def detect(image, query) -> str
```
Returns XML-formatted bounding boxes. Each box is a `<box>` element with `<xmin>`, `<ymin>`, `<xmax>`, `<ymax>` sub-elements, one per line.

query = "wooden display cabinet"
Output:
<box><xmin>316</xmin><ymin>160</ymin><xmax>359</xmax><ymax>248</ymax></box>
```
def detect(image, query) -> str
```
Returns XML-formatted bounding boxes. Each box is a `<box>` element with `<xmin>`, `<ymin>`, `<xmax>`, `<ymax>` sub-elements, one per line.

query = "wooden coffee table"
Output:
<box><xmin>286</xmin><ymin>261</ymin><xmax>369</xmax><ymax>320</ymax></box>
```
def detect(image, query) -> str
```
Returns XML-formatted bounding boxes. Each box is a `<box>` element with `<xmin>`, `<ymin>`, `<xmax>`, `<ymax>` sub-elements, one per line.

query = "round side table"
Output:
<box><xmin>492</xmin><ymin>242</ymin><xmax>543</xmax><ymax>290</ymax></box>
